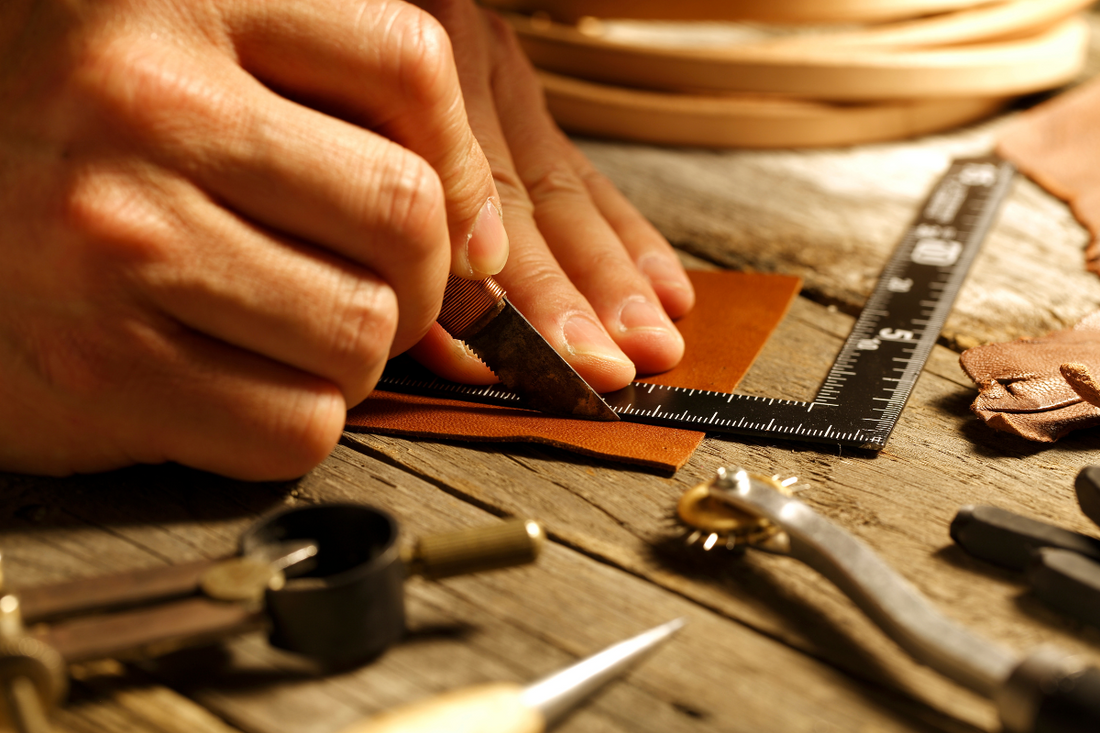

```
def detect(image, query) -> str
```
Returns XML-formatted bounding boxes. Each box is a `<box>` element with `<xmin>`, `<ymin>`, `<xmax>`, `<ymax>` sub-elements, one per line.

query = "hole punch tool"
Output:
<box><xmin>677</xmin><ymin>467</ymin><xmax>1100</xmax><ymax>733</ymax></box>
<box><xmin>339</xmin><ymin>617</ymin><xmax>685</xmax><ymax>733</ymax></box>
<box><xmin>0</xmin><ymin>504</ymin><xmax>544</xmax><ymax>733</ymax></box>
<box><xmin>951</xmin><ymin>465</ymin><xmax>1100</xmax><ymax>631</ymax></box>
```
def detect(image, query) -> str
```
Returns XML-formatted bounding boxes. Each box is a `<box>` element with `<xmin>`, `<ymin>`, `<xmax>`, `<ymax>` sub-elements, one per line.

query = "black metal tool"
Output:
<box><xmin>438</xmin><ymin>275</ymin><xmax>618</xmax><ymax>421</ymax></box>
<box><xmin>385</xmin><ymin>157</ymin><xmax>1015</xmax><ymax>450</ymax></box>
<box><xmin>952</xmin><ymin>467</ymin><xmax>1100</xmax><ymax>631</ymax></box>
<box><xmin>0</xmin><ymin>505</ymin><xmax>544</xmax><ymax>732</ymax></box>
<box><xmin>678</xmin><ymin>467</ymin><xmax>1100</xmax><ymax>733</ymax></box>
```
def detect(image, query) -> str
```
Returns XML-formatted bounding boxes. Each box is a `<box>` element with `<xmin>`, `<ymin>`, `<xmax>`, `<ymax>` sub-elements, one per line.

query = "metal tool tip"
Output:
<box><xmin>521</xmin><ymin>618</ymin><xmax>687</xmax><ymax>726</ymax></box>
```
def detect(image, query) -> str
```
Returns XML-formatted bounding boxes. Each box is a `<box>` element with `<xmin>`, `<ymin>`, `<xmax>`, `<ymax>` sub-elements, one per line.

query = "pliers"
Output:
<box><xmin>951</xmin><ymin>465</ymin><xmax>1100</xmax><ymax>629</ymax></box>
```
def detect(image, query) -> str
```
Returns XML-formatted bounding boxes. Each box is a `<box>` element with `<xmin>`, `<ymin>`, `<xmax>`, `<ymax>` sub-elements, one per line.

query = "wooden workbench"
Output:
<box><xmin>7</xmin><ymin>17</ymin><xmax>1100</xmax><ymax>733</ymax></box>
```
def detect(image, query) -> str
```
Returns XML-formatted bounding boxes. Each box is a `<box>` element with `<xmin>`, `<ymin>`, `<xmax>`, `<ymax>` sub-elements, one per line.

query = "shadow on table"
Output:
<box><xmin>0</xmin><ymin>462</ymin><xmax>295</xmax><ymax>530</ymax></box>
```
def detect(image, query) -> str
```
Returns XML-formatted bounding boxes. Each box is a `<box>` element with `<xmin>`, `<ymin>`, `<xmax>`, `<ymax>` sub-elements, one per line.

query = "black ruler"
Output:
<box><xmin>379</xmin><ymin>156</ymin><xmax>1015</xmax><ymax>451</ymax></box>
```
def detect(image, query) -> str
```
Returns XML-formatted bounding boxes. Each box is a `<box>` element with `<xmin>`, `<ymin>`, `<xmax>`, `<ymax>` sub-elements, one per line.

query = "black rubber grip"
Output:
<box><xmin>950</xmin><ymin>506</ymin><xmax>1100</xmax><ymax>572</ymax></box>
<box><xmin>1027</xmin><ymin>548</ymin><xmax>1100</xmax><ymax>628</ymax></box>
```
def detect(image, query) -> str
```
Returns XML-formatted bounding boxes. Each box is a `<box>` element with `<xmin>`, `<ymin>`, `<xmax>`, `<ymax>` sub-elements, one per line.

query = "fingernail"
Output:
<box><xmin>638</xmin><ymin>254</ymin><xmax>691</xmax><ymax>294</ymax></box>
<box><xmin>619</xmin><ymin>298</ymin><xmax>674</xmax><ymax>332</ymax></box>
<box><xmin>465</xmin><ymin>199</ymin><xmax>509</xmax><ymax>277</ymax></box>
<box><xmin>563</xmin><ymin>314</ymin><xmax>632</xmax><ymax>363</ymax></box>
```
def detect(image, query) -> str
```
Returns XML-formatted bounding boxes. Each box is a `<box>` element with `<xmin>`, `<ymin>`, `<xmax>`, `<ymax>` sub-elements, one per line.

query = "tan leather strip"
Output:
<box><xmin>346</xmin><ymin>271</ymin><xmax>802</xmax><ymax>472</ymax></box>
<box><xmin>511</xmin><ymin>14</ymin><xmax>1087</xmax><ymax>100</ymax></box>
<box><xmin>539</xmin><ymin>70</ymin><xmax>1008</xmax><ymax>149</ymax></box>
<box><xmin>479</xmin><ymin>0</ymin><xmax>996</xmax><ymax>25</ymax></box>
<box><xmin>997</xmin><ymin>76</ymin><xmax>1100</xmax><ymax>275</ymax></box>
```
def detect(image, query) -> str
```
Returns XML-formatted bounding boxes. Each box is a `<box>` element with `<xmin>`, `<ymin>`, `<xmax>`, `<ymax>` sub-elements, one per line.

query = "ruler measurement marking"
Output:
<box><xmin>376</xmin><ymin>158</ymin><xmax>1012</xmax><ymax>453</ymax></box>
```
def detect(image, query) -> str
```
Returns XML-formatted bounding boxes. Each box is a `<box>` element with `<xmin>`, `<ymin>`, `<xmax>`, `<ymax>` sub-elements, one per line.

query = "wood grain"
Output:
<box><xmin>4</xmin><ymin>9</ymin><xmax>1100</xmax><ymax>733</ymax></box>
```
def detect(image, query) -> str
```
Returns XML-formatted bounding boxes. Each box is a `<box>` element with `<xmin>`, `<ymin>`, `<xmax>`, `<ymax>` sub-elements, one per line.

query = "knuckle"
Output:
<box><xmin>71</xmin><ymin>35</ymin><xmax>239</xmax><ymax>145</ymax></box>
<box><xmin>30</xmin><ymin>314</ymin><xmax>156</xmax><ymax>402</ymax></box>
<box><xmin>523</xmin><ymin>161</ymin><xmax>587</xmax><ymax>209</ymax></box>
<box><xmin>60</xmin><ymin>170</ymin><xmax>173</xmax><ymax>267</ymax></box>
<box><xmin>491</xmin><ymin>168</ymin><xmax>535</xmax><ymax>216</ymax></box>
<box><xmin>372</xmin><ymin>151</ymin><xmax>447</xmax><ymax>255</ymax></box>
<box><xmin>483</xmin><ymin>8</ymin><xmax>519</xmax><ymax>50</ymax></box>
<box><xmin>264</xmin><ymin>390</ymin><xmax>345</xmax><ymax>478</ymax></box>
<box><xmin>326</xmin><ymin>274</ymin><xmax>398</xmax><ymax>375</ymax></box>
<box><xmin>378</xmin><ymin>4</ymin><xmax>455</xmax><ymax>108</ymax></box>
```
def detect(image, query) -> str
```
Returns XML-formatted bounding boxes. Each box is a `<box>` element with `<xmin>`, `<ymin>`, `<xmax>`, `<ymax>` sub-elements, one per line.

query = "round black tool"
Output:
<box><xmin>240</xmin><ymin>504</ymin><xmax>405</xmax><ymax>664</ymax></box>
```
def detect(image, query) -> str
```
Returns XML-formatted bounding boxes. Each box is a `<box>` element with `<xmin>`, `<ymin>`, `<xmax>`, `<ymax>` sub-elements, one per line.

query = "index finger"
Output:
<box><xmin>224</xmin><ymin>0</ymin><xmax>508</xmax><ymax>278</ymax></box>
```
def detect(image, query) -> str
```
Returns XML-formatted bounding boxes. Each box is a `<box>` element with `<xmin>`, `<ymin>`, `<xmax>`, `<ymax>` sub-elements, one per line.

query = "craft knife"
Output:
<box><xmin>437</xmin><ymin>274</ymin><xmax>618</xmax><ymax>421</ymax></box>
<box><xmin>339</xmin><ymin>617</ymin><xmax>685</xmax><ymax>733</ymax></box>
<box><xmin>386</xmin><ymin>157</ymin><xmax>1014</xmax><ymax>449</ymax></box>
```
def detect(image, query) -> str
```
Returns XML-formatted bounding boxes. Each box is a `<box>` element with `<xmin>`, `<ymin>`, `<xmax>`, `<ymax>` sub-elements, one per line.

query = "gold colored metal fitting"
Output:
<box><xmin>200</xmin><ymin>558</ymin><xmax>284</xmax><ymax>605</ymax></box>
<box><xmin>0</xmin><ymin>594</ymin><xmax>67</xmax><ymax>732</ymax></box>
<box><xmin>403</xmin><ymin>518</ymin><xmax>544</xmax><ymax>581</ymax></box>
<box><xmin>676</xmin><ymin>468</ymin><xmax>794</xmax><ymax>551</ymax></box>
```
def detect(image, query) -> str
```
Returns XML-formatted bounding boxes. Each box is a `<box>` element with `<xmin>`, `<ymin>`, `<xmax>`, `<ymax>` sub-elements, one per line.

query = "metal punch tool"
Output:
<box><xmin>0</xmin><ymin>504</ymin><xmax>544</xmax><ymax>733</ymax></box>
<box><xmin>677</xmin><ymin>467</ymin><xmax>1100</xmax><ymax>733</ymax></box>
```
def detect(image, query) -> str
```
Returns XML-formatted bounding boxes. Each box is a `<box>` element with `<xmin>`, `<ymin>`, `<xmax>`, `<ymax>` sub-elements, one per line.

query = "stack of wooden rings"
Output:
<box><xmin>480</xmin><ymin>0</ymin><xmax>1093</xmax><ymax>147</ymax></box>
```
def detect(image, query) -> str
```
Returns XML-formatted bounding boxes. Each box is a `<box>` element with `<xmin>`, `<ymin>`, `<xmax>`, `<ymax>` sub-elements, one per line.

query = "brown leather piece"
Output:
<box><xmin>997</xmin><ymin>76</ymin><xmax>1100</xmax><ymax>274</ymax></box>
<box><xmin>346</xmin><ymin>270</ymin><xmax>802</xmax><ymax>472</ymax></box>
<box><xmin>960</xmin><ymin>80</ymin><xmax>1100</xmax><ymax>442</ymax></box>
<box><xmin>959</xmin><ymin>311</ymin><xmax>1100</xmax><ymax>441</ymax></box>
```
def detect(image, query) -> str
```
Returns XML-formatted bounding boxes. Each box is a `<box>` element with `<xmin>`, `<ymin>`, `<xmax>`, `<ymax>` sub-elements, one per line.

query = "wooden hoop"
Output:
<box><xmin>480</xmin><ymin>0</ymin><xmax>997</xmax><ymax>25</ymax></box>
<box><xmin>512</xmin><ymin>13</ymin><xmax>1088</xmax><ymax>100</ymax></box>
<box><xmin>539</xmin><ymin>70</ymin><xmax>1008</xmax><ymax>148</ymax></box>
<box><xmin>755</xmin><ymin>0</ymin><xmax>1093</xmax><ymax>50</ymax></box>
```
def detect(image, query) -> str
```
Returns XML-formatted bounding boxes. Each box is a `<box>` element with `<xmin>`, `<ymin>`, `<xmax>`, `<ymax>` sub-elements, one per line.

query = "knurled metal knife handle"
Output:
<box><xmin>438</xmin><ymin>275</ymin><xmax>507</xmax><ymax>341</ymax></box>
<box><xmin>436</xmin><ymin>274</ymin><xmax>618</xmax><ymax>421</ymax></box>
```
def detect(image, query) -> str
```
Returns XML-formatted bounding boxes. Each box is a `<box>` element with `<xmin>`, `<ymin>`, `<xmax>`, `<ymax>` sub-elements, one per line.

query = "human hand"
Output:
<box><xmin>0</xmin><ymin>0</ymin><xmax>506</xmax><ymax>479</ymax></box>
<box><xmin>406</xmin><ymin>0</ymin><xmax>695</xmax><ymax>393</ymax></box>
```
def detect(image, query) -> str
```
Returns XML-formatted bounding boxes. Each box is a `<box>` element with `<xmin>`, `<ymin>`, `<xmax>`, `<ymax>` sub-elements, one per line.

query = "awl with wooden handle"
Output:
<box><xmin>340</xmin><ymin>618</ymin><xmax>685</xmax><ymax>733</ymax></box>
<box><xmin>438</xmin><ymin>274</ymin><xmax>618</xmax><ymax>421</ymax></box>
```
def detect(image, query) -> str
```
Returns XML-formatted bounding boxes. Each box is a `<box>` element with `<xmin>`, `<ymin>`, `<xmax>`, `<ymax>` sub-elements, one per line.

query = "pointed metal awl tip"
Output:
<box><xmin>520</xmin><ymin>618</ymin><xmax>687</xmax><ymax>727</ymax></box>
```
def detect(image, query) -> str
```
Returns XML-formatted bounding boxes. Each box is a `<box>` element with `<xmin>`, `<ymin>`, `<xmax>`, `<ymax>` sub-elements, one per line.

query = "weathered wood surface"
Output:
<box><xmin>7</xmin><ymin>12</ymin><xmax>1100</xmax><ymax>733</ymax></box>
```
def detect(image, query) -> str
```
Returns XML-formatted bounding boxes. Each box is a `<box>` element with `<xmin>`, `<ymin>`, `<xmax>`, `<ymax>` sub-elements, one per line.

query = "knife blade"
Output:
<box><xmin>437</xmin><ymin>274</ymin><xmax>618</xmax><ymax>421</ymax></box>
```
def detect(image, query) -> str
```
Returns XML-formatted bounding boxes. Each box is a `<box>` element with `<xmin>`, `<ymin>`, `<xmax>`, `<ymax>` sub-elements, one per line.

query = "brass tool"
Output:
<box><xmin>678</xmin><ymin>467</ymin><xmax>1100</xmax><ymax>733</ymax></box>
<box><xmin>0</xmin><ymin>507</ymin><xmax>544</xmax><ymax>732</ymax></box>
<box><xmin>438</xmin><ymin>274</ymin><xmax>618</xmax><ymax>421</ymax></box>
<box><xmin>341</xmin><ymin>617</ymin><xmax>685</xmax><ymax>733</ymax></box>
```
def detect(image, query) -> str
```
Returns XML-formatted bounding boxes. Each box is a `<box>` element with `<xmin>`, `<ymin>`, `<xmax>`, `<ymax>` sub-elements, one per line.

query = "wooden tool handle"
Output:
<box><xmin>339</xmin><ymin>682</ymin><xmax>543</xmax><ymax>733</ymax></box>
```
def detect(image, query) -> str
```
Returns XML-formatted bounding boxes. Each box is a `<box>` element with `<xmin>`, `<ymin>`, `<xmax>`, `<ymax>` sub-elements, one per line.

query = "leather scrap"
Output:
<box><xmin>961</xmin><ymin>76</ymin><xmax>1100</xmax><ymax>442</ymax></box>
<box><xmin>960</xmin><ymin>311</ymin><xmax>1100</xmax><ymax>442</ymax></box>
<box><xmin>997</xmin><ymin>76</ymin><xmax>1100</xmax><ymax>274</ymax></box>
<box><xmin>346</xmin><ymin>270</ymin><xmax>802</xmax><ymax>472</ymax></box>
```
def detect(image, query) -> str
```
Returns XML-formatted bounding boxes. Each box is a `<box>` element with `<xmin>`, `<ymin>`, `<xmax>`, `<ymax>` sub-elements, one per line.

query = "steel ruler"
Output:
<box><xmin>379</xmin><ymin>156</ymin><xmax>1015</xmax><ymax>451</ymax></box>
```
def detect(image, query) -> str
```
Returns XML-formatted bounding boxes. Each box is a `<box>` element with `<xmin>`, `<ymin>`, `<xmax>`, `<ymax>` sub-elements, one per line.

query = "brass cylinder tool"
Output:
<box><xmin>0</xmin><ymin>507</ymin><xmax>544</xmax><ymax>732</ymax></box>
<box><xmin>678</xmin><ymin>467</ymin><xmax>1100</xmax><ymax>733</ymax></box>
